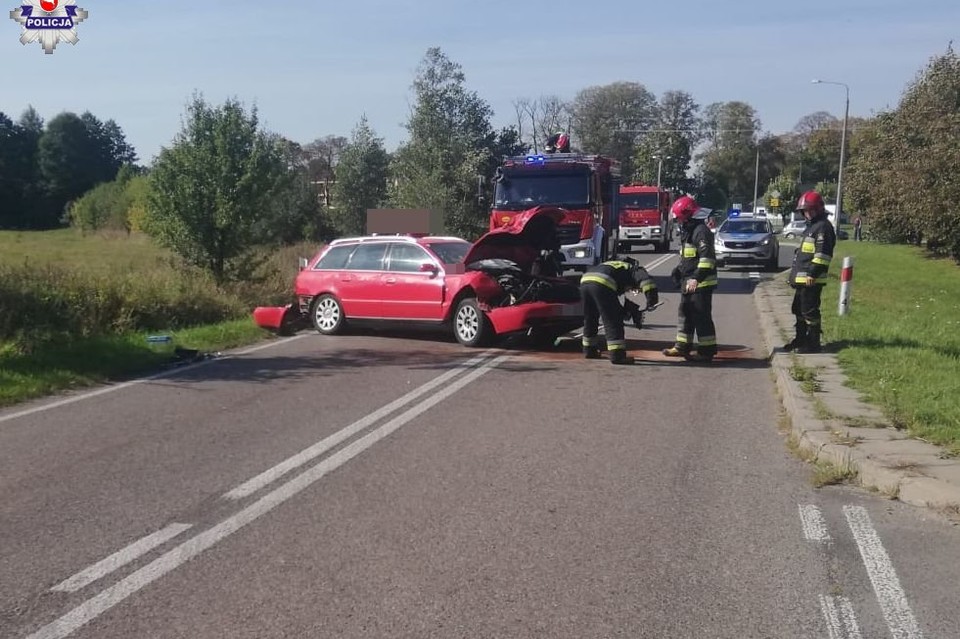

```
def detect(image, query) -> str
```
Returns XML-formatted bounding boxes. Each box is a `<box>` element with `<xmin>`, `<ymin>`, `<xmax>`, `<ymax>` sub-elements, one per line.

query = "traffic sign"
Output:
<box><xmin>770</xmin><ymin>197</ymin><xmax>781</xmax><ymax>207</ymax></box>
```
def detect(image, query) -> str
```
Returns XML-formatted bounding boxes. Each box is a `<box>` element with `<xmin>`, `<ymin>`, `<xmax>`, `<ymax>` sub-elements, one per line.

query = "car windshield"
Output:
<box><xmin>621</xmin><ymin>193</ymin><xmax>660</xmax><ymax>209</ymax></box>
<box><xmin>494</xmin><ymin>173</ymin><xmax>590</xmax><ymax>209</ymax></box>
<box><xmin>425</xmin><ymin>241</ymin><xmax>471</xmax><ymax>264</ymax></box>
<box><xmin>721</xmin><ymin>221</ymin><xmax>770</xmax><ymax>234</ymax></box>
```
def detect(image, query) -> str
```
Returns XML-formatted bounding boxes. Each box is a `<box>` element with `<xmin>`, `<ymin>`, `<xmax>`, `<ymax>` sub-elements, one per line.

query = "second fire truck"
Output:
<box><xmin>489</xmin><ymin>151</ymin><xmax>622</xmax><ymax>272</ymax></box>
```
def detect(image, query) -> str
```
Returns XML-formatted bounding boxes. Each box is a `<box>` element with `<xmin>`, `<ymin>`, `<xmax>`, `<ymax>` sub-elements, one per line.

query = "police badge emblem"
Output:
<box><xmin>9</xmin><ymin>0</ymin><xmax>88</xmax><ymax>54</ymax></box>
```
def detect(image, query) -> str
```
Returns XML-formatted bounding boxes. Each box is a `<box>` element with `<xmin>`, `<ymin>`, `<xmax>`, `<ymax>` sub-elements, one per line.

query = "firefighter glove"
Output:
<box><xmin>670</xmin><ymin>266</ymin><xmax>682</xmax><ymax>289</ymax></box>
<box><xmin>645</xmin><ymin>290</ymin><xmax>659</xmax><ymax>309</ymax></box>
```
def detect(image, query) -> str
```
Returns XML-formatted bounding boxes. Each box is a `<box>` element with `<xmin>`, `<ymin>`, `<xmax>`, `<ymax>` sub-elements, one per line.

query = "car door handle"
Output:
<box><xmin>340</xmin><ymin>276</ymin><xmax>352</xmax><ymax>282</ymax></box>
<box><xmin>384</xmin><ymin>277</ymin><xmax>396</xmax><ymax>284</ymax></box>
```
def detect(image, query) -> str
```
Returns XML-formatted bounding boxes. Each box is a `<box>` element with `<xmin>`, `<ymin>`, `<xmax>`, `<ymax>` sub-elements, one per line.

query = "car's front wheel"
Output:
<box><xmin>310</xmin><ymin>294</ymin><xmax>346</xmax><ymax>335</ymax></box>
<box><xmin>453</xmin><ymin>298</ymin><xmax>493</xmax><ymax>347</ymax></box>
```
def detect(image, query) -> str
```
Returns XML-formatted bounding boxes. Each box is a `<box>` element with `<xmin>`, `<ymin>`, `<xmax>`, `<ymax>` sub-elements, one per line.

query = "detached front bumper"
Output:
<box><xmin>486</xmin><ymin>300</ymin><xmax>583</xmax><ymax>335</ymax></box>
<box><xmin>252</xmin><ymin>304</ymin><xmax>306</xmax><ymax>335</ymax></box>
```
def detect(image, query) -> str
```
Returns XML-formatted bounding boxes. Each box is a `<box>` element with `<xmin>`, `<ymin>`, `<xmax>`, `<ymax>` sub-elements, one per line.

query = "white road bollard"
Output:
<box><xmin>838</xmin><ymin>256</ymin><xmax>854</xmax><ymax>316</ymax></box>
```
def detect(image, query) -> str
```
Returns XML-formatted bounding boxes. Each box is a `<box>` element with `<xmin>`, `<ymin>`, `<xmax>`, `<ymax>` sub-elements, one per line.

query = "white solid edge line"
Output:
<box><xmin>50</xmin><ymin>523</ymin><xmax>192</xmax><ymax>593</ymax></box>
<box><xmin>843</xmin><ymin>505</ymin><xmax>924</xmax><ymax>639</ymax></box>
<box><xmin>223</xmin><ymin>350</ymin><xmax>496</xmax><ymax>500</ymax></box>
<box><xmin>644</xmin><ymin>253</ymin><xmax>676</xmax><ymax>272</ymax></box>
<box><xmin>24</xmin><ymin>354</ymin><xmax>509</xmax><ymax>639</ymax></box>
<box><xmin>0</xmin><ymin>334</ymin><xmax>308</xmax><ymax>425</ymax></box>
<box><xmin>819</xmin><ymin>594</ymin><xmax>863</xmax><ymax>639</ymax></box>
<box><xmin>820</xmin><ymin>594</ymin><xmax>844</xmax><ymax>639</ymax></box>
<box><xmin>799</xmin><ymin>504</ymin><xmax>832</xmax><ymax>542</ymax></box>
<box><xmin>837</xmin><ymin>596</ymin><xmax>864</xmax><ymax>639</ymax></box>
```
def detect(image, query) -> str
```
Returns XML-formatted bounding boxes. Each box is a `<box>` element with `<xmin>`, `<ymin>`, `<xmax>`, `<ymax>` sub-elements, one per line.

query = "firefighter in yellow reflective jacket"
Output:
<box><xmin>662</xmin><ymin>195</ymin><xmax>719</xmax><ymax>362</ymax></box>
<box><xmin>580</xmin><ymin>257</ymin><xmax>659</xmax><ymax>365</ymax></box>
<box><xmin>785</xmin><ymin>190</ymin><xmax>837</xmax><ymax>353</ymax></box>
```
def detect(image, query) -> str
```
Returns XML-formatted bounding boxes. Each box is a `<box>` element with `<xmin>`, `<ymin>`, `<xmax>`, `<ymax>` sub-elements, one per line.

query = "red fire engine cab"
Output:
<box><xmin>617</xmin><ymin>184</ymin><xmax>673</xmax><ymax>253</ymax></box>
<box><xmin>489</xmin><ymin>152</ymin><xmax>621</xmax><ymax>272</ymax></box>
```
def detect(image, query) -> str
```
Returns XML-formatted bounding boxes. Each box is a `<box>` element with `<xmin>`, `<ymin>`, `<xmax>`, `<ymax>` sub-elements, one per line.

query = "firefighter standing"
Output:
<box><xmin>785</xmin><ymin>190</ymin><xmax>836</xmax><ymax>353</ymax></box>
<box><xmin>662</xmin><ymin>195</ymin><xmax>719</xmax><ymax>362</ymax></box>
<box><xmin>580</xmin><ymin>258</ymin><xmax>659</xmax><ymax>365</ymax></box>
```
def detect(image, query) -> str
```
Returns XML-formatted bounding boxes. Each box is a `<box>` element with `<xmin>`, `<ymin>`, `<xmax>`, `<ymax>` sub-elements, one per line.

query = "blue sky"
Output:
<box><xmin>2</xmin><ymin>0</ymin><xmax>956</xmax><ymax>165</ymax></box>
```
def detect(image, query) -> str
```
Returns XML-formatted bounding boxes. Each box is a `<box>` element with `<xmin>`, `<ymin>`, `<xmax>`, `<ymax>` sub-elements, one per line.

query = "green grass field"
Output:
<box><xmin>815</xmin><ymin>241</ymin><xmax>960</xmax><ymax>453</ymax></box>
<box><xmin>0</xmin><ymin>229</ymin><xmax>320</xmax><ymax>408</ymax></box>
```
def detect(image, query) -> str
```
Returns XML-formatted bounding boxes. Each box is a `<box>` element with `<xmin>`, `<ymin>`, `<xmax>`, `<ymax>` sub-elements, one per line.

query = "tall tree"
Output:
<box><xmin>696</xmin><ymin>101</ymin><xmax>762</xmax><ymax>209</ymax></box>
<box><xmin>569</xmin><ymin>81</ymin><xmax>657</xmax><ymax>178</ymax></box>
<box><xmin>330</xmin><ymin>116</ymin><xmax>390</xmax><ymax>236</ymax></box>
<box><xmin>37</xmin><ymin>112</ymin><xmax>99</xmax><ymax>225</ymax></box>
<box><xmin>389</xmin><ymin>47</ymin><xmax>522</xmax><ymax>238</ymax></box>
<box><xmin>0</xmin><ymin>112</ymin><xmax>27</xmax><ymax>227</ymax></box>
<box><xmin>16</xmin><ymin>106</ymin><xmax>45</xmax><ymax>226</ymax></box>
<box><xmin>846</xmin><ymin>45</ymin><xmax>960</xmax><ymax>258</ymax></box>
<box><xmin>632</xmin><ymin>90</ymin><xmax>701</xmax><ymax>190</ymax></box>
<box><xmin>146</xmin><ymin>95</ymin><xmax>292</xmax><ymax>283</ymax></box>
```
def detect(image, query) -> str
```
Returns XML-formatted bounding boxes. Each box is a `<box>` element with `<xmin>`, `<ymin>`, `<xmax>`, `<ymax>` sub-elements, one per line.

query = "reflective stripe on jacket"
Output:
<box><xmin>789</xmin><ymin>216</ymin><xmax>836</xmax><ymax>285</ymax></box>
<box><xmin>580</xmin><ymin>260</ymin><xmax>657</xmax><ymax>295</ymax></box>
<box><xmin>677</xmin><ymin>221</ymin><xmax>718</xmax><ymax>290</ymax></box>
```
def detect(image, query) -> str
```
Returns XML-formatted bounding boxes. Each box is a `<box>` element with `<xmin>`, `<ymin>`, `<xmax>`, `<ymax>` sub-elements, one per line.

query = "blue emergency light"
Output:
<box><xmin>524</xmin><ymin>154</ymin><xmax>546</xmax><ymax>165</ymax></box>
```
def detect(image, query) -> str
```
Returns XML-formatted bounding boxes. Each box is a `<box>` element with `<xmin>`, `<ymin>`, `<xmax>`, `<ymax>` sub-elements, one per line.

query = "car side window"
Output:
<box><xmin>387</xmin><ymin>243</ymin><xmax>433</xmax><ymax>273</ymax></box>
<box><xmin>313</xmin><ymin>244</ymin><xmax>355</xmax><ymax>270</ymax></box>
<box><xmin>345</xmin><ymin>243</ymin><xmax>388</xmax><ymax>271</ymax></box>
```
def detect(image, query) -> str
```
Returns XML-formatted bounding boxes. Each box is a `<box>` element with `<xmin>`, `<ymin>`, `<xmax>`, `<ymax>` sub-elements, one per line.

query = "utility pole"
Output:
<box><xmin>812</xmin><ymin>79</ymin><xmax>850</xmax><ymax>235</ymax></box>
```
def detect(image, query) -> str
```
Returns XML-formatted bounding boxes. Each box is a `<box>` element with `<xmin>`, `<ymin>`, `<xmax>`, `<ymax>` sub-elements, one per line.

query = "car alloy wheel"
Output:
<box><xmin>311</xmin><ymin>294</ymin><xmax>345</xmax><ymax>335</ymax></box>
<box><xmin>453</xmin><ymin>298</ymin><xmax>491</xmax><ymax>347</ymax></box>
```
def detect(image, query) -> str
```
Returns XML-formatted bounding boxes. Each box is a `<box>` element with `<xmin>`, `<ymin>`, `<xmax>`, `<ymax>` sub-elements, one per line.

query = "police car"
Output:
<box><xmin>714</xmin><ymin>211</ymin><xmax>780</xmax><ymax>271</ymax></box>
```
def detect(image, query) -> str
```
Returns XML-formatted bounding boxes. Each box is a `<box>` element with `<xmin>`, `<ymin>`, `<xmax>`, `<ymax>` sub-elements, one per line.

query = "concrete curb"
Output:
<box><xmin>752</xmin><ymin>276</ymin><xmax>960</xmax><ymax>519</ymax></box>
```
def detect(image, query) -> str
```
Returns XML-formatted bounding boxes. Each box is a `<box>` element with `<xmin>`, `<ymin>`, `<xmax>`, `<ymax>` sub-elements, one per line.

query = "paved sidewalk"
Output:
<box><xmin>753</xmin><ymin>277</ymin><xmax>960</xmax><ymax>520</ymax></box>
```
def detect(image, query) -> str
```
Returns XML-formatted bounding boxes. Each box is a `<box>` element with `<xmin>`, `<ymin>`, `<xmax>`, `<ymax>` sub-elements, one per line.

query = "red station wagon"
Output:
<box><xmin>253</xmin><ymin>206</ymin><xmax>584</xmax><ymax>347</ymax></box>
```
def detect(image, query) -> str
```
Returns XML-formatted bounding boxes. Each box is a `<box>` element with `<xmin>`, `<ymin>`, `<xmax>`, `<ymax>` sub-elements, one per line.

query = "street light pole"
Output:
<box><xmin>653</xmin><ymin>155</ymin><xmax>671</xmax><ymax>190</ymax></box>
<box><xmin>812</xmin><ymin>79</ymin><xmax>849</xmax><ymax>236</ymax></box>
<box><xmin>753</xmin><ymin>141</ymin><xmax>760</xmax><ymax>213</ymax></box>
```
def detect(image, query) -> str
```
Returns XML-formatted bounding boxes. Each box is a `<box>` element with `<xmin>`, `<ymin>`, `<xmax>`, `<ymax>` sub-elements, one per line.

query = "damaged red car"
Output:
<box><xmin>253</xmin><ymin>206</ymin><xmax>584</xmax><ymax>347</ymax></box>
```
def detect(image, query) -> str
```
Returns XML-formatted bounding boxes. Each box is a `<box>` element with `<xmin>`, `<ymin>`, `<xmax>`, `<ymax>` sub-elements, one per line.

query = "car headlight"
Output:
<box><xmin>760</xmin><ymin>238</ymin><xmax>770</xmax><ymax>246</ymax></box>
<box><xmin>715</xmin><ymin>240</ymin><xmax>725</xmax><ymax>248</ymax></box>
<box><xmin>572</xmin><ymin>247</ymin><xmax>592</xmax><ymax>259</ymax></box>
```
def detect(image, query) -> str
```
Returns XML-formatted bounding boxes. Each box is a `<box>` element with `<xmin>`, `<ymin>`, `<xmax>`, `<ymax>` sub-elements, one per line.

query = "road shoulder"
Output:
<box><xmin>753</xmin><ymin>276</ymin><xmax>960</xmax><ymax>521</ymax></box>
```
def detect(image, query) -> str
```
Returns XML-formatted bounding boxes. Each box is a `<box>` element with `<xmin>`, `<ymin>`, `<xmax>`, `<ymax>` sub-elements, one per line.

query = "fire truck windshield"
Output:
<box><xmin>621</xmin><ymin>193</ymin><xmax>660</xmax><ymax>209</ymax></box>
<box><xmin>494</xmin><ymin>173</ymin><xmax>590</xmax><ymax>210</ymax></box>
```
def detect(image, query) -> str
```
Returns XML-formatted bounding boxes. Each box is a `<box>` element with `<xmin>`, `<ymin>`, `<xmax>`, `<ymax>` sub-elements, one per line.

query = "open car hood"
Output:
<box><xmin>463</xmin><ymin>206</ymin><xmax>564</xmax><ymax>272</ymax></box>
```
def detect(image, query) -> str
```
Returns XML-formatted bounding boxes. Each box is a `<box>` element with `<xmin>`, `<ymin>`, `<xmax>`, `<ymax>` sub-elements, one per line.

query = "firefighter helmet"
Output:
<box><xmin>796</xmin><ymin>190</ymin><xmax>826</xmax><ymax>215</ymax></box>
<box><xmin>670</xmin><ymin>195</ymin><xmax>700</xmax><ymax>223</ymax></box>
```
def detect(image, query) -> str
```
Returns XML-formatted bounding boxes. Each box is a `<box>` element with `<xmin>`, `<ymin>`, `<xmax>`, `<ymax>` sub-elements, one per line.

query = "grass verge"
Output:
<box><xmin>819</xmin><ymin>241</ymin><xmax>960</xmax><ymax>454</ymax></box>
<box><xmin>0</xmin><ymin>318</ymin><xmax>275</xmax><ymax>409</ymax></box>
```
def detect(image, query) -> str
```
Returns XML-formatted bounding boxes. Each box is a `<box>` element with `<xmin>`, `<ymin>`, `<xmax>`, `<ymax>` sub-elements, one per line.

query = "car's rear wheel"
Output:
<box><xmin>453</xmin><ymin>298</ymin><xmax>493</xmax><ymax>347</ymax></box>
<box><xmin>310</xmin><ymin>294</ymin><xmax>346</xmax><ymax>335</ymax></box>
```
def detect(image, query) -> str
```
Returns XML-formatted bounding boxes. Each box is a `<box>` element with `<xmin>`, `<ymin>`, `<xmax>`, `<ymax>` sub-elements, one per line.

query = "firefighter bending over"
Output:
<box><xmin>662</xmin><ymin>195</ymin><xmax>719</xmax><ymax>362</ymax></box>
<box><xmin>580</xmin><ymin>257</ymin><xmax>659</xmax><ymax>365</ymax></box>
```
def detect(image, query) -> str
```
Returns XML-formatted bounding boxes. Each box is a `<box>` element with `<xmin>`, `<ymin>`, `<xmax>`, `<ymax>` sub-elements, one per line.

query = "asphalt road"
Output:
<box><xmin>3</xmin><ymin>245</ymin><xmax>960</xmax><ymax>638</ymax></box>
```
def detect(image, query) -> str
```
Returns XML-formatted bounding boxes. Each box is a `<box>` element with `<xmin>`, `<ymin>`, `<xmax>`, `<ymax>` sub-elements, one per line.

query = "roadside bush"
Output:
<box><xmin>0</xmin><ymin>262</ymin><xmax>247</xmax><ymax>346</ymax></box>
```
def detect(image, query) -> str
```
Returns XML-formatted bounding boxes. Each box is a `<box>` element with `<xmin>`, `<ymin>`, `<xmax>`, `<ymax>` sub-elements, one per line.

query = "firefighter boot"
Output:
<box><xmin>662</xmin><ymin>345</ymin><xmax>689</xmax><ymax>358</ymax></box>
<box><xmin>783</xmin><ymin>323</ymin><xmax>808</xmax><ymax>352</ymax></box>
<box><xmin>797</xmin><ymin>327</ymin><xmax>822</xmax><ymax>353</ymax></box>
<box><xmin>583</xmin><ymin>346</ymin><xmax>601</xmax><ymax>359</ymax></box>
<box><xmin>610</xmin><ymin>350</ymin><xmax>634</xmax><ymax>365</ymax></box>
<box><xmin>686</xmin><ymin>348</ymin><xmax>716</xmax><ymax>363</ymax></box>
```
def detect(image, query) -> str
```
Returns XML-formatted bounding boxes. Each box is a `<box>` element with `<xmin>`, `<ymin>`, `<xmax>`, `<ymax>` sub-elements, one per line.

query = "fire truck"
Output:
<box><xmin>489</xmin><ymin>152</ymin><xmax>622</xmax><ymax>272</ymax></box>
<box><xmin>617</xmin><ymin>184</ymin><xmax>672</xmax><ymax>253</ymax></box>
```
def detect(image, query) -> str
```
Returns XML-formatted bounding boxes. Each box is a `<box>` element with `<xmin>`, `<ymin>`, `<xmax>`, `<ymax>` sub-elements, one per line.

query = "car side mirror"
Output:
<box><xmin>419</xmin><ymin>262</ymin><xmax>439</xmax><ymax>275</ymax></box>
<box><xmin>298</xmin><ymin>257</ymin><xmax>309</xmax><ymax>271</ymax></box>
